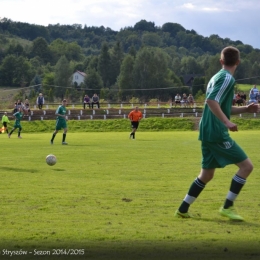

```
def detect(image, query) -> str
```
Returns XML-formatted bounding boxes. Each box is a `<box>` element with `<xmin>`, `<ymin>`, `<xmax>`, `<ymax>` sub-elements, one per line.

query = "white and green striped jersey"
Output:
<box><xmin>56</xmin><ymin>105</ymin><xmax>67</xmax><ymax>120</ymax></box>
<box><xmin>199</xmin><ymin>69</ymin><xmax>235</xmax><ymax>142</ymax></box>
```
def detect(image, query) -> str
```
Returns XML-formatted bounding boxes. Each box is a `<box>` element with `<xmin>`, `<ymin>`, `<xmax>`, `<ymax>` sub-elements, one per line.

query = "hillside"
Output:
<box><xmin>0</xmin><ymin>18</ymin><xmax>259</xmax><ymax>104</ymax></box>
<box><xmin>1</xmin><ymin>18</ymin><xmax>259</xmax><ymax>57</ymax></box>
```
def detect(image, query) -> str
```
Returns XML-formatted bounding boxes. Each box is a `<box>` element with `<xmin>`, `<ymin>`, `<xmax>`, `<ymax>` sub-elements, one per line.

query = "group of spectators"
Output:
<box><xmin>174</xmin><ymin>93</ymin><xmax>195</xmax><ymax>107</ymax></box>
<box><xmin>13</xmin><ymin>98</ymin><xmax>31</xmax><ymax>115</ymax></box>
<box><xmin>233</xmin><ymin>92</ymin><xmax>247</xmax><ymax>106</ymax></box>
<box><xmin>83</xmin><ymin>93</ymin><xmax>100</xmax><ymax>109</ymax></box>
<box><xmin>13</xmin><ymin>93</ymin><xmax>45</xmax><ymax>115</ymax></box>
<box><xmin>233</xmin><ymin>85</ymin><xmax>259</xmax><ymax>106</ymax></box>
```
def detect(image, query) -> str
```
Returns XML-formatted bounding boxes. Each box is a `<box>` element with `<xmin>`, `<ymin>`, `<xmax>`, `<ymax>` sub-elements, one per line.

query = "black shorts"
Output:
<box><xmin>131</xmin><ymin>121</ymin><xmax>139</xmax><ymax>129</ymax></box>
<box><xmin>3</xmin><ymin>122</ymin><xmax>7</xmax><ymax>127</ymax></box>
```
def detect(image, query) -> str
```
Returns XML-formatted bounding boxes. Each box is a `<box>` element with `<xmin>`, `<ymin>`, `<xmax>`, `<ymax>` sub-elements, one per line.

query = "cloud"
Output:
<box><xmin>179</xmin><ymin>2</ymin><xmax>236</xmax><ymax>13</ymax></box>
<box><xmin>0</xmin><ymin>0</ymin><xmax>260</xmax><ymax>48</ymax></box>
<box><xmin>182</xmin><ymin>3</ymin><xmax>196</xmax><ymax>9</ymax></box>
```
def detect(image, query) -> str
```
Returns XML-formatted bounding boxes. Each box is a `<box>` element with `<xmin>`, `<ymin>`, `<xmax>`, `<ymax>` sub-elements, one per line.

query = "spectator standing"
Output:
<box><xmin>248</xmin><ymin>89</ymin><xmax>257</xmax><ymax>104</ymax></box>
<box><xmin>91</xmin><ymin>93</ymin><xmax>100</xmax><ymax>109</ymax></box>
<box><xmin>128</xmin><ymin>106</ymin><xmax>143</xmax><ymax>139</ymax></box>
<box><xmin>83</xmin><ymin>95</ymin><xmax>91</xmax><ymax>109</ymax></box>
<box><xmin>1</xmin><ymin>112</ymin><xmax>10</xmax><ymax>134</ymax></box>
<box><xmin>250</xmin><ymin>85</ymin><xmax>259</xmax><ymax>96</ymax></box>
<box><xmin>36</xmin><ymin>93</ymin><xmax>44</xmax><ymax>109</ymax></box>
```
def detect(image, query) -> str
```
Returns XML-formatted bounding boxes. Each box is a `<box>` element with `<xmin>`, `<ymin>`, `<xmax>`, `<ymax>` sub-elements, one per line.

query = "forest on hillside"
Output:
<box><xmin>0</xmin><ymin>18</ymin><xmax>260</xmax><ymax>102</ymax></box>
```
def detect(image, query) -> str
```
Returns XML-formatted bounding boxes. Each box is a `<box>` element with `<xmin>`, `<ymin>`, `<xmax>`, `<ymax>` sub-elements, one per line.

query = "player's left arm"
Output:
<box><xmin>128</xmin><ymin>112</ymin><xmax>133</xmax><ymax>121</ymax></box>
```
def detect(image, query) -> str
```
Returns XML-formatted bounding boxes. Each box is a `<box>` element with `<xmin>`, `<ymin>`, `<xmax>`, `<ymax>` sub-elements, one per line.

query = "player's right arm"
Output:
<box><xmin>128</xmin><ymin>111</ymin><xmax>133</xmax><ymax>121</ymax></box>
<box><xmin>206</xmin><ymin>99</ymin><xmax>237</xmax><ymax>131</ymax></box>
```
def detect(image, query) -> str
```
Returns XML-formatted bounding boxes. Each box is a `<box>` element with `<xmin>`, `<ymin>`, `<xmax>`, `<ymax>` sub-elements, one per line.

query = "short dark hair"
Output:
<box><xmin>62</xmin><ymin>99</ymin><xmax>67</xmax><ymax>102</ymax></box>
<box><xmin>221</xmin><ymin>46</ymin><xmax>240</xmax><ymax>66</ymax></box>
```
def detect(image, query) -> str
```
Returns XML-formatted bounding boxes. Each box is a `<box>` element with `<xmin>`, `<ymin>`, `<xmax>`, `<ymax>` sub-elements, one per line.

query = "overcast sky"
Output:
<box><xmin>1</xmin><ymin>0</ymin><xmax>260</xmax><ymax>49</ymax></box>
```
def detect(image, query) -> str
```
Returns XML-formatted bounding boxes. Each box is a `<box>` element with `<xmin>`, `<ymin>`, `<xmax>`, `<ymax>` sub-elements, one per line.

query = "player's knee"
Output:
<box><xmin>246</xmin><ymin>161</ymin><xmax>254</xmax><ymax>175</ymax></box>
<box><xmin>240</xmin><ymin>160</ymin><xmax>254</xmax><ymax>178</ymax></box>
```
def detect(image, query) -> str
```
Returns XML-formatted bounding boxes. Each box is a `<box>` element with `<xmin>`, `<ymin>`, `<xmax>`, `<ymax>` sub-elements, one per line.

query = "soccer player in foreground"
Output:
<box><xmin>50</xmin><ymin>99</ymin><xmax>68</xmax><ymax>145</ymax></box>
<box><xmin>128</xmin><ymin>106</ymin><xmax>143</xmax><ymax>139</ymax></box>
<box><xmin>175</xmin><ymin>46</ymin><xmax>260</xmax><ymax>221</ymax></box>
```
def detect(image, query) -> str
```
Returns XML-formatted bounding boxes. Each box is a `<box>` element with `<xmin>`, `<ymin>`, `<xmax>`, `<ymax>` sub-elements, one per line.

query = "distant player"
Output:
<box><xmin>8</xmin><ymin>107</ymin><xmax>24</xmax><ymax>138</ymax></box>
<box><xmin>1</xmin><ymin>112</ymin><xmax>10</xmax><ymax>134</ymax></box>
<box><xmin>50</xmin><ymin>99</ymin><xmax>68</xmax><ymax>145</ymax></box>
<box><xmin>175</xmin><ymin>46</ymin><xmax>260</xmax><ymax>221</ymax></box>
<box><xmin>128</xmin><ymin>106</ymin><xmax>143</xmax><ymax>139</ymax></box>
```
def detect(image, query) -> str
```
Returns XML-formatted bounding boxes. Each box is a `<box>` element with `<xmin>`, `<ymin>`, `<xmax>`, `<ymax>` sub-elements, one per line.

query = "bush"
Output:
<box><xmin>129</xmin><ymin>97</ymin><xmax>140</xmax><ymax>103</ymax></box>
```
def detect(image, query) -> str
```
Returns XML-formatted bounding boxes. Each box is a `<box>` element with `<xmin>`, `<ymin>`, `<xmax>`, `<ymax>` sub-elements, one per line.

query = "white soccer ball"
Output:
<box><xmin>46</xmin><ymin>154</ymin><xmax>57</xmax><ymax>166</ymax></box>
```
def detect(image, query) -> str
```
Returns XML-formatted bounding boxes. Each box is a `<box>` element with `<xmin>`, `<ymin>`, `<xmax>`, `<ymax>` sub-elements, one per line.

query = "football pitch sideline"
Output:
<box><xmin>0</xmin><ymin>131</ymin><xmax>260</xmax><ymax>260</ymax></box>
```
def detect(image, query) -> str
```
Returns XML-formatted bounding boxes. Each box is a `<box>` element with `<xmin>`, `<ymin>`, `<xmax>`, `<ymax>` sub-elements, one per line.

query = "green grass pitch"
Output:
<box><xmin>0</xmin><ymin>131</ymin><xmax>260</xmax><ymax>260</ymax></box>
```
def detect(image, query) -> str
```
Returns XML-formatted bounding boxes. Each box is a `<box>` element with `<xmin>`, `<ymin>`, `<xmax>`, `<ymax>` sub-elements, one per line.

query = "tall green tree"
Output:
<box><xmin>0</xmin><ymin>54</ymin><xmax>33</xmax><ymax>87</ymax></box>
<box><xmin>14</xmin><ymin>56</ymin><xmax>33</xmax><ymax>87</ymax></box>
<box><xmin>84</xmin><ymin>68</ymin><xmax>103</xmax><ymax>96</ymax></box>
<box><xmin>204</xmin><ymin>54</ymin><xmax>221</xmax><ymax>84</ymax></box>
<box><xmin>42</xmin><ymin>72</ymin><xmax>55</xmax><ymax>95</ymax></box>
<box><xmin>32</xmin><ymin>37</ymin><xmax>52</xmax><ymax>64</ymax></box>
<box><xmin>133</xmin><ymin>47</ymin><xmax>170</xmax><ymax>100</ymax></box>
<box><xmin>110</xmin><ymin>41</ymin><xmax>124</xmax><ymax>85</ymax></box>
<box><xmin>66</xmin><ymin>41</ymin><xmax>83</xmax><ymax>61</ymax></box>
<box><xmin>134</xmin><ymin>20</ymin><xmax>156</xmax><ymax>32</ymax></box>
<box><xmin>87</xmin><ymin>56</ymin><xmax>99</xmax><ymax>71</ymax></box>
<box><xmin>49</xmin><ymin>38</ymin><xmax>67</xmax><ymax>63</ymax></box>
<box><xmin>180</xmin><ymin>56</ymin><xmax>203</xmax><ymax>75</ymax></box>
<box><xmin>128</xmin><ymin>45</ymin><xmax>137</xmax><ymax>57</ymax></box>
<box><xmin>117</xmin><ymin>54</ymin><xmax>135</xmax><ymax>100</ymax></box>
<box><xmin>0</xmin><ymin>54</ymin><xmax>17</xmax><ymax>86</ymax></box>
<box><xmin>142</xmin><ymin>32</ymin><xmax>162</xmax><ymax>47</ymax></box>
<box><xmin>98</xmin><ymin>42</ymin><xmax>111</xmax><ymax>87</ymax></box>
<box><xmin>54</xmin><ymin>55</ymin><xmax>72</xmax><ymax>98</ymax></box>
<box><xmin>161</xmin><ymin>22</ymin><xmax>185</xmax><ymax>37</ymax></box>
<box><xmin>6</xmin><ymin>43</ymin><xmax>25</xmax><ymax>57</ymax></box>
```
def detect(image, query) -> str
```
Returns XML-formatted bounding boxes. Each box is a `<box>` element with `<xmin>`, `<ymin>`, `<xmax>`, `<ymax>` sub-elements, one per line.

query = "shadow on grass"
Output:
<box><xmin>52</xmin><ymin>168</ymin><xmax>65</xmax><ymax>172</ymax></box>
<box><xmin>0</xmin><ymin>167</ymin><xmax>39</xmax><ymax>173</ymax></box>
<box><xmin>175</xmin><ymin>216</ymin><xmax>260</xmax><ymax>227</ymax></box>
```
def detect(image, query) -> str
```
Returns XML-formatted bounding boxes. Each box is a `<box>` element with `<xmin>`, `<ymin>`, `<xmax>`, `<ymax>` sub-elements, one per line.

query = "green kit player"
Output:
<box><xmin>50</xmin><ymin>99</ymin><xmax>68</xmax><ymax>145</ymax></box>
<box><xmin>8</xmin><ymin>107</ymin><xmax>24</xmax><ymax>138</ymax></box>
<box><xmin>175</xmin><ymin>46</ymin><xmax>259</xmax><ymax>221</ymax></box>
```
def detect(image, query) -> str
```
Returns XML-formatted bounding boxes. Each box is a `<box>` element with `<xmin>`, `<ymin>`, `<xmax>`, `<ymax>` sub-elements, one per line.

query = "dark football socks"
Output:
<box><xmin>223</xmin><ymin>174</ymin><xmax>246</xmax><ymax>209</ymax></box>
<box><xmin>179</xmin><ymin>177</ymin><xmax>206</xmax><ymax>213</ymax></box>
